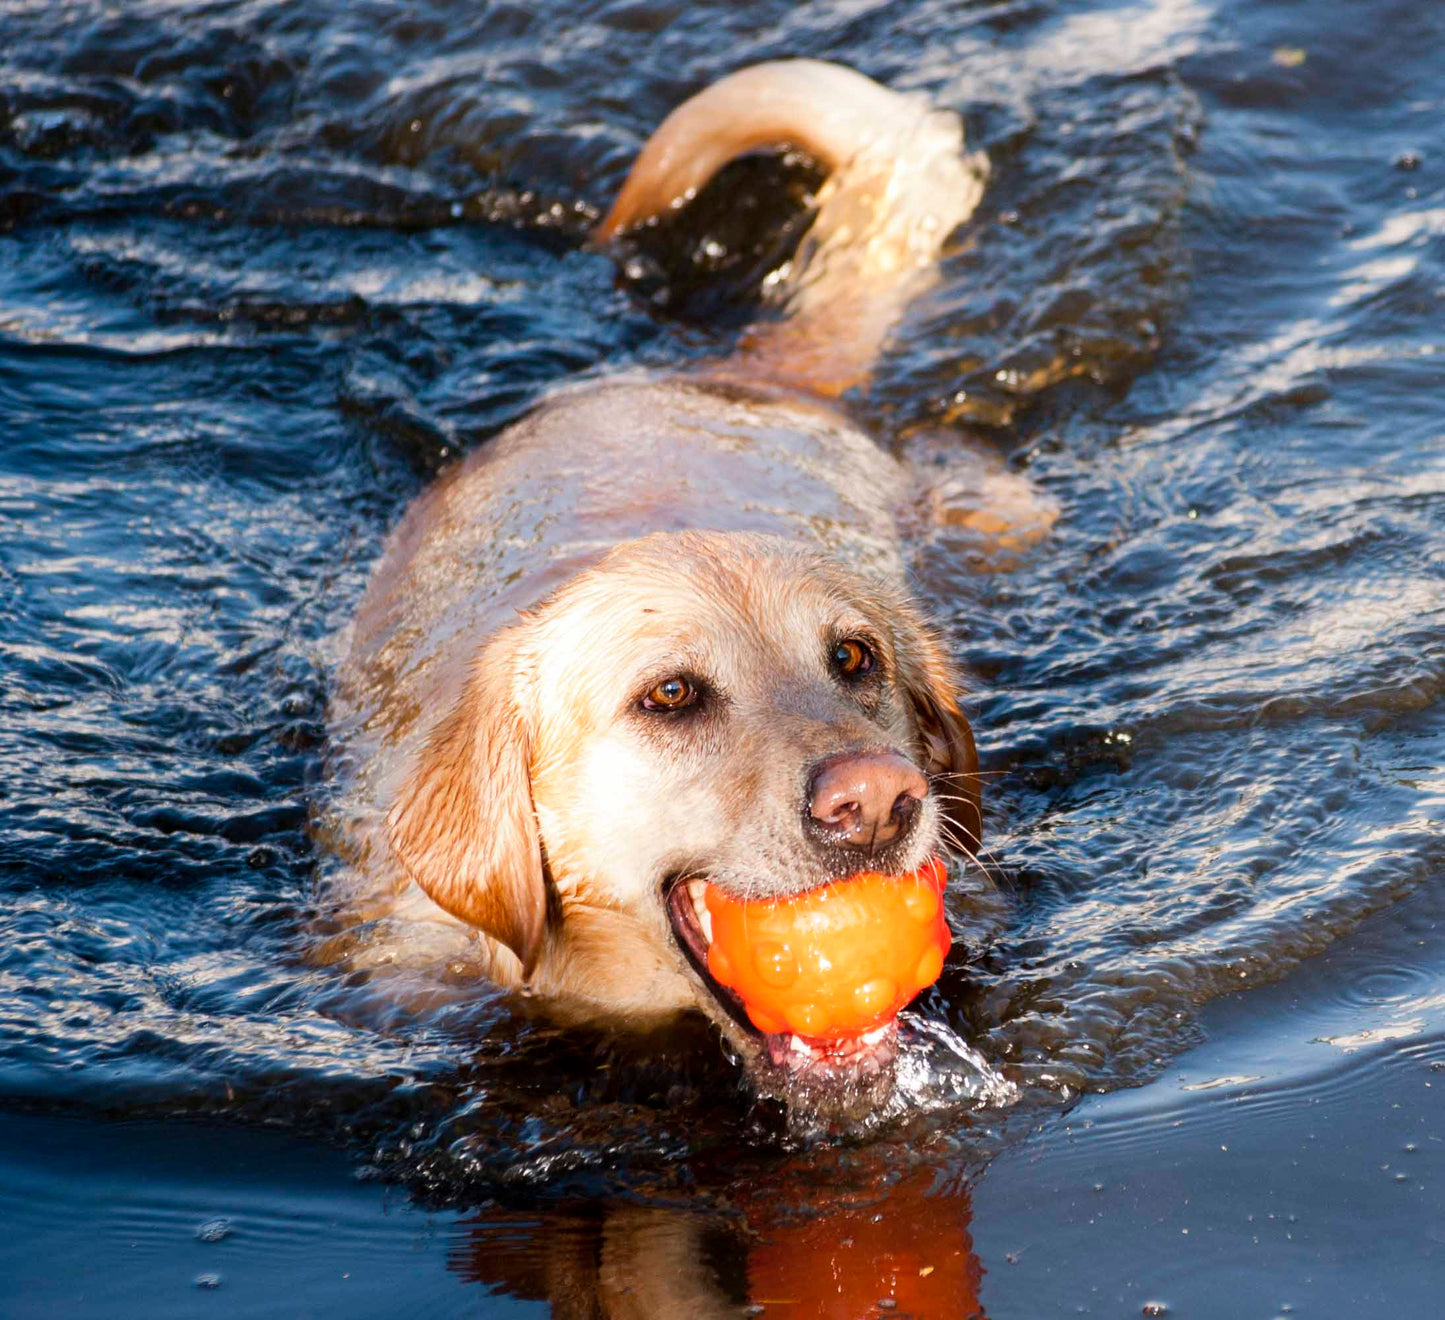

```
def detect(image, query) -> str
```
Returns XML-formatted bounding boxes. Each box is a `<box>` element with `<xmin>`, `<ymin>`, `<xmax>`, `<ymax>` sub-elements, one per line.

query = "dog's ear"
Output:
<box><xmin>896</xmin><ymin>616</ymin><xmax>983</xmax><ymax>859</ymax></box>
<box><xmin>386</xmin><ymin>629</ymin><xmax>547</xmax><ymax>977</ymax></box>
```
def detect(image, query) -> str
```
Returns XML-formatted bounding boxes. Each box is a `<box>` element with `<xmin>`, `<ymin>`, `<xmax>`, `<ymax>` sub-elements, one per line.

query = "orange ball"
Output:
<box><xmin>704</xmin><ymin>857</ymin><xmax>950</xmax><ymax>1041</ymax></box>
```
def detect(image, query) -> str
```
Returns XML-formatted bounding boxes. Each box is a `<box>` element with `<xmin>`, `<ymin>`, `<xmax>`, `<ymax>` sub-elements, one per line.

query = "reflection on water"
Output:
<box><xmin>456</xmin><ymin>1156</ymin><xmax>983</xmax><ymax>1319</ymax></box>
<box><xmin>1</xmin><ymin>0</ymin><xmax>1443</xmax><ymax>1313</ymax></box>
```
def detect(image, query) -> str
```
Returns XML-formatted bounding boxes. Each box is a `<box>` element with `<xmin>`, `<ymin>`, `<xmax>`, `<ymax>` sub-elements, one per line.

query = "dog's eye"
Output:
<box><xmin>832</xmin><ymin>638</ymin><xmax>875</xmax><ymax>678</ymax></box>
<box><xmin>642</xmin><ymin>676</ymin><xmax>697</xmax><ymax>711</ymax></box>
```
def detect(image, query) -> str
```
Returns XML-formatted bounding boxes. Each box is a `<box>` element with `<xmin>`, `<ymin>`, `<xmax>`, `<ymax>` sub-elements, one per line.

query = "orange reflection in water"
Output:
<box><xmin>451</xmin><ymin>1164</ymin><xmax>985</xmax><ymax>1318</ymax></box>
<box><xmin>745</xmin><ymin>1168</ymin><xmax>984</xmax><ymax>1320</ymax></box>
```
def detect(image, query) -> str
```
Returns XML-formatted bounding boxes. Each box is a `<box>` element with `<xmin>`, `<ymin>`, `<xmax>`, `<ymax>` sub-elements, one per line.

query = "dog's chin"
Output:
<box><xmin>664</xmin><ymin>876</ymin><xmax>903</xmax><ymax>1120</ymax></box>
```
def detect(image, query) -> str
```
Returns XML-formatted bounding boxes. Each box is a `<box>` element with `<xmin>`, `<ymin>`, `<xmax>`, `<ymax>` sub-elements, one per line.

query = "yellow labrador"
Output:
<box><xmin>322</xmin><ymin>62</ymin><xmax>994</xmax><ymax>1109</ymax></box>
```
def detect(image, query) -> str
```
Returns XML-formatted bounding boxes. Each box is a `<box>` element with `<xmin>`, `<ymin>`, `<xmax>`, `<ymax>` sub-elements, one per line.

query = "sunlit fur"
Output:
<box><xmin>323</xmin><ymin>60</ymin><xmax>995</xmax><ymax>1104</ymax></box>
<box><xmin>384</xmin><ymin>532</ymin><xmax>979</xmax><ymax>1064</ymax></box>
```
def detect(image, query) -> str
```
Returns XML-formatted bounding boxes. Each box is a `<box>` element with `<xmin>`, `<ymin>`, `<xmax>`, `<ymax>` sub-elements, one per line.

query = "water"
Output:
<box><xmin>2</xmin><ymin>0</ymin><xmax>1442</xmax><ymax>1314</ymax></box>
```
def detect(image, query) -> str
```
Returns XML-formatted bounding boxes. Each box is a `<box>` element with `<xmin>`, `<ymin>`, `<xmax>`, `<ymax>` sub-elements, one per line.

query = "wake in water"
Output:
<box><xmin>895</xmin><ymin>1013</ymin><xmax>1023</xmax><ymax>1112</ymax></box>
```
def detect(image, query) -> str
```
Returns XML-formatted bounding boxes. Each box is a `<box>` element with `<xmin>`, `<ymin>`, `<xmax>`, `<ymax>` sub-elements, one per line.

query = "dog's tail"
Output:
<box><xmin>596</xmin><ymin>60</ymin><xmax>988</xmax><ymax>396</ymax></box>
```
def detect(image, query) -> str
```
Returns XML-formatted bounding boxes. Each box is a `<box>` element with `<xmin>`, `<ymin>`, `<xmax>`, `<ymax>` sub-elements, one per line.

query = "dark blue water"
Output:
<box><xmin>2</xmin><ymin>1</ymin><xmax>1442</xmax><ymax>1314</ymax></box>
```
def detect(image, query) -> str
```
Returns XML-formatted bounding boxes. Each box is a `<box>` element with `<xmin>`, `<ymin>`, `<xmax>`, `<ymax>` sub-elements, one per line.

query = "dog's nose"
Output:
<box><xmin>806</xmin><ymin>752</ymin><xmax>928</xmax><ymax>852</ymax></box>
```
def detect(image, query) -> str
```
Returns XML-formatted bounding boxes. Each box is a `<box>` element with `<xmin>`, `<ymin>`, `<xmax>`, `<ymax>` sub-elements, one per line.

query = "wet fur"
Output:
<box><xmin>321</xmin><ymin>62</ymin><xmax>994</xmax><ymax>1089</ymax></box>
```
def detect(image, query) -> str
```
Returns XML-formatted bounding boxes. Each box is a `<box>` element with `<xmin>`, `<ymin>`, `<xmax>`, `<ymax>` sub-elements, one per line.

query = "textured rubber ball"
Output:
<box><xmin>704</xmin><ymin>857</ymin><xmax>950</xmax><ymax>1040</ymax></box>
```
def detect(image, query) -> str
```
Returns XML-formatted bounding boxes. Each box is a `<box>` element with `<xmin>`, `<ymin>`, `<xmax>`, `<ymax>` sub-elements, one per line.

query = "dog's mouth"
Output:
<box><xmin>664</xmin><ymin>877</ymin><xmax>898</xmax><ymax>1079</ymax></box>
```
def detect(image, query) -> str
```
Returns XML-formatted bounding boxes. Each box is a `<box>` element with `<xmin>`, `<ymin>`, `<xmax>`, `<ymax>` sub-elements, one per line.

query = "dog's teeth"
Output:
<box><xmin>789</xmin><ymin>1034</ymin><xmax>812</xmax><ymax>1055</ymax></box>
<box><xmin>686</xmin><ymin>880</ymin><xmax>713</xmax><ymax>944</ymax></box>
<box><xmin>861</xmin><ymin>1024</ymin><xmax>889</xmax><ymax>1046</ymax></box>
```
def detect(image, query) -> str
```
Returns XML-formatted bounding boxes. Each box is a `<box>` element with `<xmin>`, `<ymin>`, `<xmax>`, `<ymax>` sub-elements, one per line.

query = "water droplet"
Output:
<box><xmin>753</xmin><ymin>942</ymin><xmax>800</xmax><ymax>989</ymax></box>
<box><xmin>195</xmin><ymin>1217</ymin><xmax>232</xmax><ymax>1243</ymax></box>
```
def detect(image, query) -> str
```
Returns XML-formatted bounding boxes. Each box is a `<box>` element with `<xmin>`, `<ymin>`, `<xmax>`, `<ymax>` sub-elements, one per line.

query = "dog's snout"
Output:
<box><xmin>806</xmin><ymin>752</ymin><xmax>928</xmax><ymax>852</ymax></box>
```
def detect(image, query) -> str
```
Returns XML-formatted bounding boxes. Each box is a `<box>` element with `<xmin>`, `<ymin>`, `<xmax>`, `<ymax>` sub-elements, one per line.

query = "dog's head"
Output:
<box><xmin>387</xmin><ymin>531</ymin><xmax>979</xmax><ymax>1111</ymax></box>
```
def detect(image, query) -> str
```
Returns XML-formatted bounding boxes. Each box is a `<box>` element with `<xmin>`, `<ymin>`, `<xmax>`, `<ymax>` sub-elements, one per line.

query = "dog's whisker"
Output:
<box><xmin>933</xmin><ymin>820</ymin><xmax>1003</xmax><ymax>884</ymax></box>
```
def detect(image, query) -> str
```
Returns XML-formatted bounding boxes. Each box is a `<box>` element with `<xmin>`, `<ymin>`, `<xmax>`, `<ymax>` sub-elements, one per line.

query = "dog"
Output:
<box><xmin>319</xmin><ymin>61</ymin><xmax>1010</xmax><ymax>1113</ymax></box>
